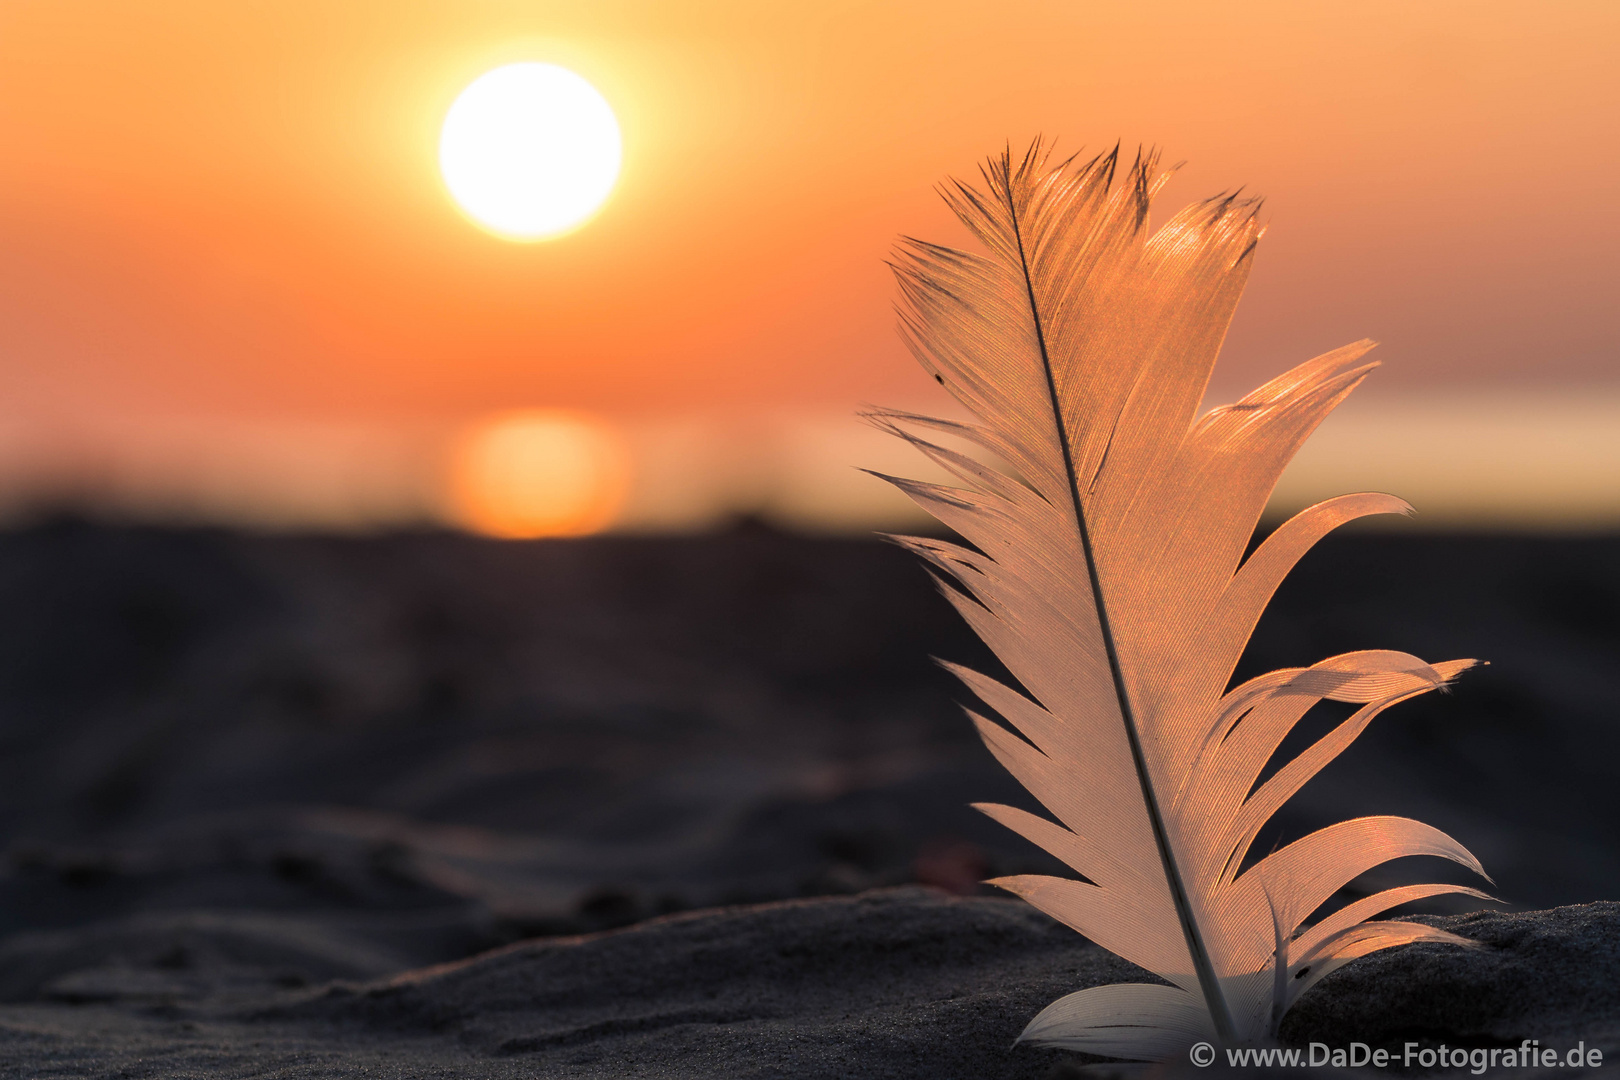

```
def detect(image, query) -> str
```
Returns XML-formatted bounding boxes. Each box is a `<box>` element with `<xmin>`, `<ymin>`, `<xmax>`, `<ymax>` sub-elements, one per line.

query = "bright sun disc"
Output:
<box><xmin>439</xmin><ymin>63</ymin><xmax>621</xmax><ymax>241</ymax></box>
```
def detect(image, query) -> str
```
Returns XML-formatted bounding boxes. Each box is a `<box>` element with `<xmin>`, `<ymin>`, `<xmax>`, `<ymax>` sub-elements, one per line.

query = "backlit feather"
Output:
<box><xmin>869</xmin><ymin>143</ymin><xmax>1490</xmax><ymax>1058</ymax></box>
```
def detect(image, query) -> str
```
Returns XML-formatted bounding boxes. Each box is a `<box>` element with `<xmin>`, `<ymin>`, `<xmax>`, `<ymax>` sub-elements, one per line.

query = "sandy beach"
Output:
<box><xmin>0</xmin><ymin>522</ymin><xmax>1614</xmax><ymax>1076</ymax></box>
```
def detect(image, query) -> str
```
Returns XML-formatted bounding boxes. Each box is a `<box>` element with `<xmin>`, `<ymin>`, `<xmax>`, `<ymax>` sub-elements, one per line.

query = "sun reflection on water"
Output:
<box><xmin>448</xmin><ymin>410</ymin><xmax>630</xmax><ymax>538</ymax></box>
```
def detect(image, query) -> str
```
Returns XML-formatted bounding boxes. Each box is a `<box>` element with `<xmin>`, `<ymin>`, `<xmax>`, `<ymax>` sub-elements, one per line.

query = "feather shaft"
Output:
<box><xmin>996</xmin><ymin>151</ymin><xmax>1238</xmax><ymax>1044</ymax></box>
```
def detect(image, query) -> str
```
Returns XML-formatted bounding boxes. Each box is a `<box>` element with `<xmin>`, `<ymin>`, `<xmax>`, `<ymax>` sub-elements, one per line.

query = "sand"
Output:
<box><xmin>0</xmin><ymin>522</ymin><xmax>1614</xmax><ymax>1076</ymax></box>
<box><xmin>1</xmin><ymin>890</ymin><xmax>1615</xmax><ymax>1077</ymax></box>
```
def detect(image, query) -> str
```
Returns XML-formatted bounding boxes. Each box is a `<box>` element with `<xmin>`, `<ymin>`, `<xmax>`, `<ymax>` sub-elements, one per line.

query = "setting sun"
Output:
<box><xmin>438</xmin><ymin>63</ymin><xmax>622</xmax><ymax>241</ymax></box>
<box><xmin>448</xmin><ymin>410</ymin><xmax>631</xmax><ymax>538</ymax></box>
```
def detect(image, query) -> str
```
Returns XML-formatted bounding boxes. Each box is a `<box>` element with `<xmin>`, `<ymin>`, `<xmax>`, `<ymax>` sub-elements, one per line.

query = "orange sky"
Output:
<box><xmin>1</xmin><ymin>0</ymin><xmax>1616</xmax><ymax>430</ymax></box>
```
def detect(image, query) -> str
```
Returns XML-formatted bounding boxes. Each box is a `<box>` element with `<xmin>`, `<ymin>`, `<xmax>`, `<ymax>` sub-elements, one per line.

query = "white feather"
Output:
<box><xmin>872</xmin><ymin>144</ymin><xmax>1491</xmax><ymax>1059</ymax></box>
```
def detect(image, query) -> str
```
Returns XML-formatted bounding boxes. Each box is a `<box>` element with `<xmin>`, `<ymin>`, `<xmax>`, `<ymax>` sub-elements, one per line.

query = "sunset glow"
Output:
<box><xmin>448</xmin><ymin>411</ymin><xmax>631</xmax><ymax>538</ymax></box>
<box><xmin>0</xmin><ymin>1</ymin><xmax>1616</xmax><ymax>531</ymax></box>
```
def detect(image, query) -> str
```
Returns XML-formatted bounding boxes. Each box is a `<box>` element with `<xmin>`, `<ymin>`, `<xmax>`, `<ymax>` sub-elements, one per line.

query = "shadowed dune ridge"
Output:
<box><xmin>0</xmin><ymin>521</ymin><xmax>1614</xmax><ymax>1075</ymax></box>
